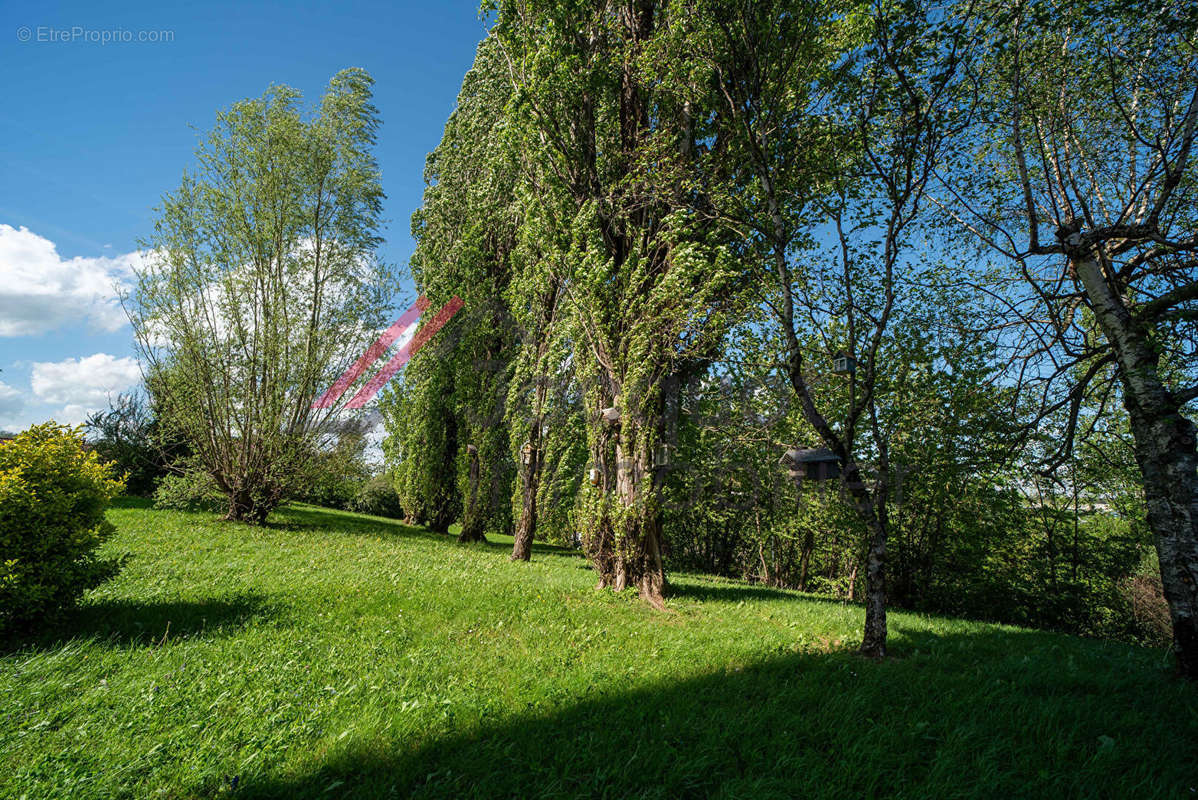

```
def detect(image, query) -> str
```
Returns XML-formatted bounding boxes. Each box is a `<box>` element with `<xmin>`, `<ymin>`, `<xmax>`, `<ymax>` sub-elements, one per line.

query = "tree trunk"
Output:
<box><xmin>511</xmin><ymin>419</ymin><xmax>541</xmax><ymax>561</ymax></box>
<box><xmin>224</xmin><ymin>487</ymin><xmax>274</xmax><ymax>526</ymax></box>
<box><xmin>582</xmin><ymin>388</ymin><xmax>619</xmax><ymax>588</ymax></box>
<box><xmin>1075</xmin><ymin>253</ymin><xmax>1198</xmax><ymax>678</ymax></box>
<box><xmin>612</xmin><ymin>432</ymin><xmax>666</xmax><ymax>608</ymax></box>
<box><xmin>457</xmin><ymin>446</ymin><xmax>488</xmax><ymax>543</ymax></box>
<box><xmin>511</xmin><ymin>281</ymin><xmax>559</xmax><ymax>562</ymax></box>
<box><xmin>858</xmin><ymin>524</ymin><xmax>885</xmax><ymax>657</ymax></box>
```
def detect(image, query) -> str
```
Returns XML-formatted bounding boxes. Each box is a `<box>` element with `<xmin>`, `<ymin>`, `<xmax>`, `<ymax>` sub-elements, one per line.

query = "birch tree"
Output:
<box><xmin>952</xmin><ymin>0</ymin><xmax>1198</xmax><ymax>676</ymax></box>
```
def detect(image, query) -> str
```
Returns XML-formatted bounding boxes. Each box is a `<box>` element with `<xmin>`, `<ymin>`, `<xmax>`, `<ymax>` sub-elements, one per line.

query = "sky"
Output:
<box><xmin>0</xmin><ymin>0</ymin><xmax>491</xmax><ymax>432</ymax></box>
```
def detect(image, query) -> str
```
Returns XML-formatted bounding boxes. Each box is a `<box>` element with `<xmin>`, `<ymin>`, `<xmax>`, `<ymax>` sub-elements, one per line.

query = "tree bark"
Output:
<box><xmin>612</xmin><ymin>429</ymin><xmax>666</xmax><ymax>607</ymax></box>
<box><xmin>858</xmin><ymin>525</ymin><xmax>884</xmax><ymax>655</ymax></box>
<box><xmin>582</xmin><ymin>386</ymin><xmax>619</xmax><ymax>588</ymax></box>
<box><xmin>457</xmin><ymin>446</ymin><xmax>488</xmax><ymax>543</ymax></box>
<box><xmin>1075</xmin><ymin>252</ymin><xmax>1198</xmax><ymax>678</ymax></box>
<box><xmin>511</xmin><ymin>418</ymin><xmax>541</xmax><ymax>561</ymax></box>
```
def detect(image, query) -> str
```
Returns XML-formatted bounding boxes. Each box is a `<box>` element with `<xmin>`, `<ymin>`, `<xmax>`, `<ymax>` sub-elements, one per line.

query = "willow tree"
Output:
<box><xmin>496</xmin><ymin>0</ymin><xmax>748</xmax><ymax>605</ymax></box>
<box><xmin>129</xmin><ymin>69</ymin><xmax>395</xmax><ymax>524</ymax></box>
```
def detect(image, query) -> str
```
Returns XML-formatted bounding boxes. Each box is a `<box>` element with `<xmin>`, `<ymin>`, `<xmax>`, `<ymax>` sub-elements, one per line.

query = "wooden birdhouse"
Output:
<box><xmin>832</xmin><ymin>350</ymin><xmax>856</xmax><ymax>375</ymax></box>
<box><xmin>600</xmin><ymin>406</ymin><xmax>621</xmax><ymax>424</ymax></box>
<box><xmin>653</xmin><ymin>443</ymin><xmax>673</xmax><ymax>469</ymax></box>
<box><xmin>588</xmin><ymin>467</ymin><xmax>601</xmax><ymax>486</ymax></box>
<box><xmin>520</xmin><ymin>441</ymin><xmax>533</xmax><ymax>465</ymax></box>
<box><xmin>780</xmin><ymin>447</ymin><xmax>841</xmax><ymax>482</ymax></box>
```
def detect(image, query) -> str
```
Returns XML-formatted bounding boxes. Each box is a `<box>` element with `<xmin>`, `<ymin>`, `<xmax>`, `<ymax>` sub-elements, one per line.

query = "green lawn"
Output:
<box><xmin>1</xmin><ymin>500</ymin><xmax>1195</xmax><ymax>799</ymax></box>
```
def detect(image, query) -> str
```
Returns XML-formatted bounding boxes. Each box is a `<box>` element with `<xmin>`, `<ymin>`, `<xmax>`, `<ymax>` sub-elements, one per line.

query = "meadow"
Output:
<box><xmin>2</xmin><ymin>499</ymin><xmax>1195</xmax><ymax>799</ymax></box>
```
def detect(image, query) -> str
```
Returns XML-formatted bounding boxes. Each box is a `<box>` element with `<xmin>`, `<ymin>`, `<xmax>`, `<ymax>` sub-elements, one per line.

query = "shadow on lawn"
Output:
<box><xmin>271</xmin><ymin>504</ymin><xmax>434</xmax><ymax>539</ymax></box>
<box><xmin>2</xmin><ymin>593</ymin><xmax>274</xmax><ymax>654</ymax></box>
<box><xmin>275</xmin><ymin>504</ymin><xmax>583</xmax><ymax>559</ymax></box>
<box><xmin>226</xmin><ymin>628</ymin><xmax>1194</xmax><ymax>800</ymax></box>
<box><xmin>668</xmin><ymin>579</ymin><xmax>847</xmax><ymax>606</ymax></box>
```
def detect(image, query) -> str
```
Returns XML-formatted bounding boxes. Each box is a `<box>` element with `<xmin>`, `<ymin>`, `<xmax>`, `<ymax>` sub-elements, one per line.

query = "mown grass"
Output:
<box><xmin>1</xmin><ymin>499</ymin><xmax>1196</xmax><ymax>799</ymax></box>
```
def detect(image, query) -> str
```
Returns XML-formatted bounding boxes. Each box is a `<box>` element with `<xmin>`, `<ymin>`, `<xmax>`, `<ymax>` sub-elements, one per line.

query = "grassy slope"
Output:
<box><xmin>1</xmin><ymin>500</ymin><xmax>1196</xmax><ymax>799</ymax></box>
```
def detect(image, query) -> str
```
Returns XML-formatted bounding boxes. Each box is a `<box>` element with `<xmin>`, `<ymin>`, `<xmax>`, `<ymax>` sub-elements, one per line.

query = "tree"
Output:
<box><xmin>128</xmin><ymin>69</ymin><xmax>396</xmax><ymax>524</ymax></box>
<box><xmin>951</xmin><ymin>0</ymin><xmax>1198</xmax><ymax>676</ymax></box>
<box><xmin>380</xmin><ymin>35</ymin><xmax>523</xmax><ymax>542</ymax></box>
<box><xmin>683</xmin><ymin>0</ymin><xmax>980</xmax><ymax>656</ymax></box>
<box><xmin>495</xmin><ymin>0</ymin><xmax>750</xmax><ymax>605</ymax></box>
<box><xmin>382</xmin><ymin>354</ymin><xmax>461</xmax><ymax>533</ymax></box>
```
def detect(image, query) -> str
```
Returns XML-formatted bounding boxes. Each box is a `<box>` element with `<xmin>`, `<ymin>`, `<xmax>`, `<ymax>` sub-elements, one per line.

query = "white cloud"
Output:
<box><xmin>0</xmin><ymin>381</ymin><xmax>24</xmax><ymax>420</ymax></box>
<box><xmin>30</xmin><ymin>354</ymin><xmax>141</xmax><ymax>419</ymax></box>
<box><xmin>0</xmin><ymin>224</ymin><xmax>143</xmax><ymax>336</ymax></box>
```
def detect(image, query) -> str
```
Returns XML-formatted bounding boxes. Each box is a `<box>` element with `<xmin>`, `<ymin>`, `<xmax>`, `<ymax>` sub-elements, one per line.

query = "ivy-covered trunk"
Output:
<box><xmin>1075</xmin><ymin>253</ymin><xmax>1198</xmax><ymax>678</ymax></box>
<box><xmin>458</xmin><ymin>445</ymin><xmax>487</xmax><ymax>543</ymax></box>
<box><xmin>511</xmin><ymin>418</ymin><xmax>542</xmax><ymax>561</ymax></box>
<box><xmin>611</xmin><ymin>427</ymin><xmax>667</xmax><ymax>607</ymax></box>
<box><xmin>512</xmin><ymin>297</ymin><xmax>557</xmax><ymax>561</ymax></box>
<box><xmin>582</xmin><ymin>386</ymin><xmax>619</xmax><ymax>588</ymax></box>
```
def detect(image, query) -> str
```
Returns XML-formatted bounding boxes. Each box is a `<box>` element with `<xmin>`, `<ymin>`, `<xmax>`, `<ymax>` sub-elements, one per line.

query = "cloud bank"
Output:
<box><xmin>0</xmin><ymin>224</ymin><xmax>141</xmax><ymax>336</ymax></box>
<box><xmin>30</xmin><ymin>353</ymin><xmax>142</xmax><ymax>424</ymax></box>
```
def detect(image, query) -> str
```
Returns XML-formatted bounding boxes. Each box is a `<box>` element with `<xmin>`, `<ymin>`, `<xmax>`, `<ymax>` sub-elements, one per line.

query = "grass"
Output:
<box><xmin>2</xmin><ymin>499</ymin><xmax>1196</xmax><ymax>799</ymax></box>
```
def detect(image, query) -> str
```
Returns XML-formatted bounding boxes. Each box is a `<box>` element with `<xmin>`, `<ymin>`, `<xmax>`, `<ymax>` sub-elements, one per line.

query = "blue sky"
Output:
<box><xmin>0</xmin><ymin>0</ymin><xmax>491</xmax><ymax>431</ymax></box>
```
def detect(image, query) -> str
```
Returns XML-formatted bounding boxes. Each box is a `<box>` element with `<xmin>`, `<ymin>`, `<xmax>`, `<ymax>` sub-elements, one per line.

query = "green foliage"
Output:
<box><xmin>347</xmin><ymin>473</ymin><xmax>405</xmax><ymax>519</ymax></box>
<box><xmin>383</xmin><ymin>35</ymin><xmax>522</xmax><ymax>541</ymax></box>
<box><xmin>85</xmin><ymin>393</ymin><xmax>183</xmax><ymax>496</ymax></box>
<box><xmin>0</xmin><ymin>424</ymin><xmax>124</xmax><ymax>634</ymax></box>
<box><xmin>292</xmin><ymin>422</ymin><xmax>374</xmax><ymax>511</ymax></box>
<box><xmin>381</xmin><ymin>358</ymin><xmax>461</xmax><ymax>532</ymax></box>
<box><xmin>130</xmin><ymin>68</ymin><xmax>397</xmax><ymax>524</ymax></box>
<box><xmin>152</xmin><ymin>466</ymin><xmax>224</xmax><ymax>513</ymax></box>
<box><xmin>1</xmin><ymin>501</ymin><xmax>1194</xmax><ymax>798</ymax></box>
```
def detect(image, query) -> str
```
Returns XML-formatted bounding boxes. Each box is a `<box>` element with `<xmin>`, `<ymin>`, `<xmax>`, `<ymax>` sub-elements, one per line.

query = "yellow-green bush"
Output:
<box><xmin>0</xmin><ymin>423</ymin><xmax>125</xmax><ymax>634</ymax></box>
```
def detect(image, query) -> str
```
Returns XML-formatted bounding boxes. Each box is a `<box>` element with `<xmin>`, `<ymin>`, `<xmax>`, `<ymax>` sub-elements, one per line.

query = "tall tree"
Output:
<box><xmin>382</xmin><ymin>36</ymin><xmax>524</xmax><ymax>541</ymax></box>
<box><xmin>496</xmin><ymin>0</ymin><xmax>749</xmax><ymax>605</ymax></box>
<box><xmin>682</xmin><ymin>0</ymin><xmax>979</xmax><ymax>656</ymax></box>
<box><xmin>129</xmin><ymin>69</ymin><xmax>395</xmax><ymax>524</ymax></box>
<box><xmin>952</xmin><ymin>0</ymin><xmax>1198</xmax><ymax>676</ymax></box>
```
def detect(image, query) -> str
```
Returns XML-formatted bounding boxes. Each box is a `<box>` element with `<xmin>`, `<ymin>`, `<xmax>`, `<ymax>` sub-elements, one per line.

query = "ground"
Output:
<box><xmin>1</xmin><ymin>499</ymin><xmax>1196</xmax><ymax>799</ymax></box>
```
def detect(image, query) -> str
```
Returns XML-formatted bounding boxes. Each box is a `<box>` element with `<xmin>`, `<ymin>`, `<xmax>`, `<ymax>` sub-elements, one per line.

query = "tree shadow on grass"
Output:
<box><xmin>274</xmin><ymin>504</ymin><xmax>584</xmax><ymax>562</ymax></box>
<box><xmin>110</xmin><ymin>496</ymin><xmax>155</xmax><ymax>510</ymax></box>
<box><xmin>227</xmin><ymin>627</ymin><xmax>1196</xmax><ymax>800</ymax></box>
<box><xmin>667</xmin><ymin>579</ymin><xmax>848</xmax><ymax>606</ymax></box>
<box><xmin>271</xmin><ymin>504</ymin><xmax>437</xmax><ymax>540</ymax></box>
<box><xmin>1</xmin><ymin>593</ymin><xmax>275</xmax><ymax>654</ymax></box>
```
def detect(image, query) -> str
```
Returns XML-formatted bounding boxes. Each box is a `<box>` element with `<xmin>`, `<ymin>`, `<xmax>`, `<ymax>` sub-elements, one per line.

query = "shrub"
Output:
<box><xmin>153</xmin><ymin>467</ymin><xmax>224</xmax><ymax>513</ymax></box>
<box><xmin>297</xmin><ymin>472</ymin><xmax>362</xmax><ymax>511</ymax></box>
<box><xmin>292</xmin><ymin>422</ymin><xmax>373</xmax><ymax>510</ymax></box>
<box><xmin>0</xmin><ymin>424</ymin><xmax>125</xmax><ymax>634</ymax></box>
<box><xmin>1121</xmin><ymin>551</ymin><xmax>1173</xmax><ymax>647</ymax></box>
<box><xmin>348</xmin><ymin>474</ymin><xmax>405</xmax><ymax>519</ymax></box>
<box><xmin>85</xmin><ymin>393</ymin><xmax>185</xmax><ymax>496</ymax></box>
